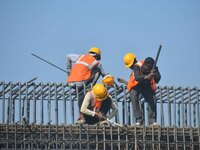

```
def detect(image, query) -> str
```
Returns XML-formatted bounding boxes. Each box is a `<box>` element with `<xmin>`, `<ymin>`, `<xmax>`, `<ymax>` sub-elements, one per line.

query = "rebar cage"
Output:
<box><xmin>0</xmin><ymin>81</ymin><xmax>200</xmax><ymax>149</ymax></box>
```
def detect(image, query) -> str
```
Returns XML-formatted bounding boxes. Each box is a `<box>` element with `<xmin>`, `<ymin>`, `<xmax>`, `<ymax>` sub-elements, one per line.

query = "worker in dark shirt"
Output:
<box><xmin>118</xmin><ymin>53</ymin><xmax>161</xmax><ymax>126</ymax></box>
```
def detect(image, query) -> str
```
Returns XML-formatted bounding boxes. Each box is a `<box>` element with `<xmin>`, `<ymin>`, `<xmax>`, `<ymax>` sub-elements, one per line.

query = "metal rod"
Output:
<box><xmin>31</xmin><ymin>53</ymin><xmax>68</xmax><ymax>73</ymax></box>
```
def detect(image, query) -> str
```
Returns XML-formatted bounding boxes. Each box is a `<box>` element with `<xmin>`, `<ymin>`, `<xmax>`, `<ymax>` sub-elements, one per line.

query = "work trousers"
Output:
<box><xmin>68</xmin><ymin>70</ymin><xmax>101</xmax><ymax>108</ymax></box>
<box><xmin>79</xmin><ymin>97</ymin><xmax>112</xmax><ymax>125</ymax></box>
<box><xmin>130</xmin><ymin>84</ymin><xmax>157</xmax><ymax>124</ymax></box>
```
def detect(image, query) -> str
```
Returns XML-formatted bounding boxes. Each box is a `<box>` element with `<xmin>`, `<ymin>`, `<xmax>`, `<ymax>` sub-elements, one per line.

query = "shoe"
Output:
<box><xmin>134</xmin><ymin>122</ymin><xmax>141</xmax><ymax>126</ymax></box>
<box><xmin>150</xmin><ymin>122</ymin><xmax>158</xmax><ymax>126</ymax></box>
<box><xmin>75</xmin><ymin>119</ymin><xmax>85</xmax><ymax>125</ymax></box>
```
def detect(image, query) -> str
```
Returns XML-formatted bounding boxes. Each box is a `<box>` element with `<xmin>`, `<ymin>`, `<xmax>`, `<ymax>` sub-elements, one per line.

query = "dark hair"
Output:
<box><xmin>144</xmin><ymin>57</ymin><xmax>154</xmax><ymax>65</ymax></box>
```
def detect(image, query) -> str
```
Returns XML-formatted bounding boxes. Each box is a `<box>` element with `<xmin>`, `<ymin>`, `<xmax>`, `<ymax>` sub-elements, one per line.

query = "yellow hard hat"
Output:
<box><xmin>92</xmin><ymin>83</ymin><xmax>108</xmax><ymax>101</ymax></box>
<box><xmin>102</xmin><ymin>75</ymin><xmax>114</xmax><ymax>86</ymax></box>
<box><xmin>88</xmin><ymin>47</ymin><xmax>101</xmax><ymax>55</ymax></box>
<box><xmin>123</xmin><ymin>53</ymin><xmax>136</xmax><ymax>68</ymax></box>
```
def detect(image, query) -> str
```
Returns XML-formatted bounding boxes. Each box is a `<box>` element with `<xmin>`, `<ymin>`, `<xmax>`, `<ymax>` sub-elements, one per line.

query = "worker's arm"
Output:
<box><xmin>66</xmin><ymin>54</ymin><xmax>81</xmax><ymax>75</ymax></box>
<box><xmin>96</xmin><ymin>63</ymin><xmax>108</xmax><ymax>77</ymax></box>
<box><xmin>153</xmin><ymin>66</ymin><xmax>161</xmax><ymax>83</ymax></box>
<box><xmin>80</xmin><ymin>92</ymin><xmax>96</xmax><ymax>117</ymax></box>
<box><xmin>107</xmin><ymin>97</ymin><xmax>118</xmax><ymax>119</ymax></box>
<box><xmin>134</xmin><ymin>65</ymin><xmax>146</xmax><ymax>82</ymax></box>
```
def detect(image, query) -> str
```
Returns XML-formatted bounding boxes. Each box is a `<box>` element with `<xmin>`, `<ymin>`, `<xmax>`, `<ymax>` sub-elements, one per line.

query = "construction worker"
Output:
<box><xmin>76</xmin><ymin>83</ymin><xmax>118</xmax><ymax>125</ymax></box>
<box><xmin>117</xmin><ymin>53</ymin><xmax>161</xmax><ymax>126</ymax></box>
<box><xmin>66</xmin><ymin>47</ymin><xmax>109</xmax><ymax>107</ymax></box>
<box><xmin>66</xmin><ymin>47</ymin><xmax>108</xmax><ymax>88</ymax></box>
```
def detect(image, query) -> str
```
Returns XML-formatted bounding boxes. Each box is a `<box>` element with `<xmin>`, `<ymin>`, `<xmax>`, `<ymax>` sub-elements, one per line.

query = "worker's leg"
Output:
<box><xmin>141</xmin><ymin>87</ymin><xmax>157</xmax><ymax>124</ymax></box>
<box><xmin>130</xmin><ymin>87</ymin><xmax>143</xmax><ymax>124</ymax></box>
<box><xmin>85</xmin><ymin>69</ymin><xmax>101</xmax><ymax>87</ymax></box>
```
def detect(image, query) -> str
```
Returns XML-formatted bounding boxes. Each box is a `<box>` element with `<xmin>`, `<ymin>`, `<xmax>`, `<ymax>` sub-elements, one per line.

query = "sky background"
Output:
<box><xmin>0</xmin><ymin>0</ymin><xmax>200</xmax><ymax>88</ymax></box>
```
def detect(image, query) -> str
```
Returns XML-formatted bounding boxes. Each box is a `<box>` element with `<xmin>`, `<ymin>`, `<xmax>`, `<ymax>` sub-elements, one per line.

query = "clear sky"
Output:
<box><xmin>0</xmin><ymin>0</ymin><xmax>200</xmax><ymax>88</ymax></box>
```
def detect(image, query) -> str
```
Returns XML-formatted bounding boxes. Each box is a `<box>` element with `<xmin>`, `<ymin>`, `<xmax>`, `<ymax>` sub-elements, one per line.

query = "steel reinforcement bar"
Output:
<box><xmin>0</xmin><ymin>81</ymin><xmax>200</xmax><ymax>127</ymax></box>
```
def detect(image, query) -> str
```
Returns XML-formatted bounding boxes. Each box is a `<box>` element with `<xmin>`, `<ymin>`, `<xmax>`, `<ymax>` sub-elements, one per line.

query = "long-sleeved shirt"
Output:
<box><xmin>133</xmin><ymin>65</ymin><xmax>161</xmax><ymax>84</ymax></box>
<box><xmin>66</xmin><ymin>54</ymin><xmax>108</xmax><ymax>76</ymax></box>
<box><xmin>80</xmin><ymin>92</ymin><xmax>118</xmax><ymax>119</ymax></box>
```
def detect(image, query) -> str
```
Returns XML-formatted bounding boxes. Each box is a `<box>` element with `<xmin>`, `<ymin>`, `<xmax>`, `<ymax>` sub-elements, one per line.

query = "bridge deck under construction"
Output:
<box><xmin>0</xmin><ymin>81</ymin><xmax>200</xmax><ymax>149</ymax></box>
<box><xmin>0</xmin><ymin>124</ymin><xmax>200</xmax><ymax>150</ymax></box>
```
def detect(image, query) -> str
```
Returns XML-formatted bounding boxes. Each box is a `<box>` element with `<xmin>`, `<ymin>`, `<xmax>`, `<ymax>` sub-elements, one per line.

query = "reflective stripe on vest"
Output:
<box><xmin>67</xmin><ymin>54</ymin><xmax>99</xmax><ymax>83</ymax></box>
<box><xmin>75</xmin><ymin>55</ymin><xmax>98</xmax><ymax>70</ymax></box>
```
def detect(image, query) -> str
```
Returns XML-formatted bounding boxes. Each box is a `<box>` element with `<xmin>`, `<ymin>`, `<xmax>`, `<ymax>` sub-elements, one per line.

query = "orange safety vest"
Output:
<box><xmin>67</xmin><ymin>54</ymin><xmax>99</xmax><ymax>83</ymax></box>
<box><xmin>86</xmin><ymin>92</ymin><xmax>102</xmax><ymax>112</ymax></box>
<box><xmin>127</xmin><ymin>60</ymin><xmax>156</xmax><ymax>92</ymax></box>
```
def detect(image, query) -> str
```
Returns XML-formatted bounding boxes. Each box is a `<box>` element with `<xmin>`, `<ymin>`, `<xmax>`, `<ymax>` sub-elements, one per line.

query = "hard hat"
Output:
<box><xmin>88</xmin><ymin>47</ymin><xmax>101</xmax><ymax>55</ymax></box>
<box><xmin>102</xmin><ymin>75</ymin><xmax>114</xmax><ymax>86</ymax></box>
<box><xmin>92</xmin><ymin>83</ymin><xmax>108</xmax><ymax>101</ymax></box>
<box><xmin>123</xmin><ymin>53</ymin><xmax>136</xmax><ymax>68</ymax></box>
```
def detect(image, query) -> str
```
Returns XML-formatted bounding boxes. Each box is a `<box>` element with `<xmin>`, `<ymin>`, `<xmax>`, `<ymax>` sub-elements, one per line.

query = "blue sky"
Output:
<box><xmin>0</xmin><ymin>0</ymin><xmax>200</xmax><ymax>88</ymax></box>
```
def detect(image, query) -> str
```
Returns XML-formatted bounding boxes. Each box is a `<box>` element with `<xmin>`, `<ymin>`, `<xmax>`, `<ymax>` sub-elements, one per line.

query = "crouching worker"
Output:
<box><xmin>76</xmin><ymin>83</ymin><xmax>118</xmax><ymax>125</ymax></box>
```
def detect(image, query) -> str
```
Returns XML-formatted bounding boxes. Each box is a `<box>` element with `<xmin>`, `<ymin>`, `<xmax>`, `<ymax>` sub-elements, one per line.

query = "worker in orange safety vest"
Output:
<box><xmin>76</xmin><ymin>83</ymin><xmax>118</xmax><ymax>125</ymax></box>
<box><xmin>66</xmin><ymin>47</ymin><xmax>110</xmax><ymax>110</ymax></box>
<box><xmin>118</xmin><ymin>53</ymin><xmax>161</xmax><ymax>126</ymax></box>
<box><xmin>66</xmin><ymin>47</ymin><xmax>108</xmax><ymax>88</ymax></box>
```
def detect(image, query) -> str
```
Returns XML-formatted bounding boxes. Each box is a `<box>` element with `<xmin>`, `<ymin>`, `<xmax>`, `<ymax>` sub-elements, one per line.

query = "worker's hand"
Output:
<box><xmin>144</xmin><ymin>72</ymin><xmax>155</xmax><ymax>80</ymax></box>
<box><xmin>95</xmin><ymin>112</ymin><xmax>105</xmax><ymax>121</ymax></box>
<box><xmin>151</xmin><ymin>69</ymin><xmax>156</xmax><ymax>74</ymax></box>
<box><xmin>117</xmin><ymin>78</ymin><xmax>127</xmax><ymax>84</ymax></box>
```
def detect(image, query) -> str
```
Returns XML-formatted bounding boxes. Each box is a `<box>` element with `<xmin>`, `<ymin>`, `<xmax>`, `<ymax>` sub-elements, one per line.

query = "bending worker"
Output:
<box><xmin>66</xmin><ymin>47</ymin><xmax>108</xmax><ymax>90</ymax></box>
<box><xmin>76</xmin><ymin>83</ymin><xmax>118</xmax><ymax>125</ymax></box>
<box><xmin>118</xmin><ymin>53</ymin><xmax>161</xmax><ymax>126</ymax></box>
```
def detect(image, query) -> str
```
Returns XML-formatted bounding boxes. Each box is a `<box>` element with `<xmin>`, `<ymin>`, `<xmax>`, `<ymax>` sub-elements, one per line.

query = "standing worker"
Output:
<box><xmin>76</xmin><ymin>83</ymin><xmax>118</xmax><ymax>125</ymax></box>
<box><xmin>118</xmin><ymin>53</ymin><xmax>161</xmax><ymax>126</ymax></box>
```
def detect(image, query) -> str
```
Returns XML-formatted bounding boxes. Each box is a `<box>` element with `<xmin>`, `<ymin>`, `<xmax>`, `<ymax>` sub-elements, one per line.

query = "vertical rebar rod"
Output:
<box><xmin>181</xmin><ymin>87</ymin><xmax>185</xmax><ymax>127</ymax></box>
<box><xmin>193</xmin><ymin>103</ymin><xmax>196</xmax><ymax>127</ymax></box>
<box><xmin>26</xmin><ymin>83</ymin><xmax>31</xmax><ymax>124</ymax></box>
<box><xmin>196</xmin><ymin>87</ymin><xmax>200</xmax><ymax>127</ymax></box>
<box><xmin>70</xmin><ymin>85</ymin><xmax>74</xmax><ymax>124</ymax></box>
<box><xmin>114</xmin><ymin>84</ymin><xmax>119</xmax><ymax>124</ymax></box>
<box><xmin>33</xmin><ymin>84</ymin><xmax>36</xmax><ymax>124</ymax></box>
<box><xmin>12</xmin><ymin>83</ymin><xmax>15</xmax><ymax>123</ymax></box>
<box><xmin>62</xmin><ymin>83</ymin><xmax>66</xmax><ymax>124</ymax></box>
<box><xmin>110</xmin><ymin>125</ymin><xmax>113</xmax><ymax>150</ymax></box>
<box><xmin>143</xmin><ymin>126</ymin><xmax>146</xmax><ymax>150</ymax></box>
<box><xmin>178</xmin><ymin>103</ymin><xmax>180</xmax><ymax>127</ymax></box>
<box><xmin>2</xmin><ymin>82</ymin><xmax>5</xmax><ymax>123</ymax></box>
<box><xmin>48</xmin><ymin>83</ymin><xmax>51</xmax><ymax>124</ymax></box>
<box><xmin>19</xmin><ymin>83</ymin><xmax>22</xmax><ymax>123</ymax></box>
<box><xmin>122</xmin><ymin>86</ymin><xmax>126</xmax><ymax>124</ymax></box>
<box><xmin>55</xmin><ymin>84</ymin><xmax>58</xmax><ymax>125</ymax></box>
<box><xmin>103</xmin><ymin>125</ymin><xmax>106</xmax><ymax>150</ymax></box>
<box><xmin>167</xmin><ymin>127</ymin><xmax>169</xmax><ymax>150</ymax></box>
<box><xmin>188</xmin><ymin>87</ymin><xmax>191</xmax><ymax>127</ymax></box>
<box><xmin>40</xmin><ymin>83</ymin><xmax>44</xmax><ymax>124</ymax></box>
<box><xmin>159</xmin><ymin>87</ymin><xmax>164</xmax><ymax>126</ymax></box>
<box><xmin>173</xmin><ymin>87</ymin><xmax>176</xmax><ymax>127</ymax></box>
<box><xmin>152</xmin><ymin>126</ymin><xmax>155</xmax><ymax>150</ymax></box>
<box><xmin>118</xmin><ymin>126</ymin><xmax>121</xmax><ymax>150</ymax></box>
<box><xmin>183</xmin><ymin>127</ymin><xmax>186</xmax><ymax>150</ymax></box>
<box><xmin>167</xmin><ymin>87</ymin><xmax>171</xmax><ymax>126</ymax></box>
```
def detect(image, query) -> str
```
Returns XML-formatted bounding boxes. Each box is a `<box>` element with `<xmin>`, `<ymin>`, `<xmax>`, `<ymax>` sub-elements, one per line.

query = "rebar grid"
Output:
<box><xmin>0</xmin><ymin>124</ymin><xmax>199</xmax><ymax>150</ymax></box>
